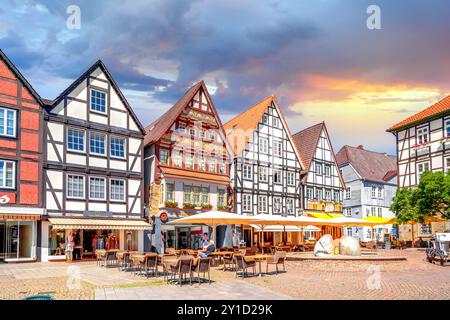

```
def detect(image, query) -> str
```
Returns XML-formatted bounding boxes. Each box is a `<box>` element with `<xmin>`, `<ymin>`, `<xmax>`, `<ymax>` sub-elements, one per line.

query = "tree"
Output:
<box><xmin>390</xmin><ymin>171</ymin><xmax>450</xmax><ymax>222</ymax></box>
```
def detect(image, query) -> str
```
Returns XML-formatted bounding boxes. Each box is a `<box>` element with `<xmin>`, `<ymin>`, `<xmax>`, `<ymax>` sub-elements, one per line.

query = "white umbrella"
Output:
<box><xmin>168</xmin><ymin>210</ymin><xmax>258</xmax><ymax>245</ymax></box>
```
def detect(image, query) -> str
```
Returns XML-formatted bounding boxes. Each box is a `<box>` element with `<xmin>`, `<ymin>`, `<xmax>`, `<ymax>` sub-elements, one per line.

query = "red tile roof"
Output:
<box><xmin>144</xmin><ymin>81</ymin><xmax>203</xmax><ymax>146</ymax></box>
<box><xmin>387</xmin><ymin>95</ymin><xmax>450</xmax><ymax>132</ymax></box>
<box><xmin>336</xmin><ymin>145</ymin><xmax>397</xmax><ymax>183</ymax></box>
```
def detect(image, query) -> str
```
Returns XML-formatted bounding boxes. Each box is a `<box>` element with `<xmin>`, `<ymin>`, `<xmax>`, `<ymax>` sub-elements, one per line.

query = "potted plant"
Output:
<box><xmin>183</xmin><ymin>202</ymin><xmax>195</xmax><ymax>209</ymax></box>
<box><xmin>217</xmin><ymin>205</ymin><xmax>229</xmax><ymax>211</ymax></box>
<box><xmin>164</xmin><ymin>201</ymin><xmax>178</xmax><ymax>208</ymax></box>
<box><xmin>201</xmin><ymin>203</ymin><xmax>212</xmax><ymax>210</ymax></box>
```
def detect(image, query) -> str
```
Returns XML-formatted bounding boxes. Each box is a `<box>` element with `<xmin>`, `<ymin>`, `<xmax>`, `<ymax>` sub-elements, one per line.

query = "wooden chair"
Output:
<box><xmin>144</xmin><ymin>254</ymin><xmax>159</xmax><ymax>277</ymax></box>
<box><xmin>193</xmin><ymin>258</ymin><xmax>211</xmax><ymax>284</ymax></box>
<box><xmin>266</xmin><ymin>251</ymin><xmax>286</xmax><ymax>274</ymax></box>
<box><xmin>223</xmin><ymin>252</ymin><xmax>235</xmax><ymax>271</ymax></box>
<box><xmin>170</xmin><ymin>256</ymin><xmax>193</xmax><ymax>286</ymax></box>
<box><xmin>234</xmin><ymin>254</ymin><xmax>256</xmax><ymax>278</ymax></box>
<box><xmin>160</xmin><ymin>254</ymin><xmax>177</xmax><ymax>282</ymax></box>
<box><xmin>105</xmin><ymin>251</ymin><xmax>117</xmax><ymax>268</ymax></box>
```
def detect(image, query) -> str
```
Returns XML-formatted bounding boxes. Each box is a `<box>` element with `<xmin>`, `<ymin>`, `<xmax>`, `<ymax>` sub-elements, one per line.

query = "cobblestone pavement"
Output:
<box><xmin>0</xmin><ymin>249</ymin><xmax>448</xmax><ymax>300</ymax></box>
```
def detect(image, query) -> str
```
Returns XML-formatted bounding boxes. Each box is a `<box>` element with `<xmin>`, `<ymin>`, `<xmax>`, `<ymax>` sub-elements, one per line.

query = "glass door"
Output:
<box><xmin>0</xmin><ymin>221</ymin><xmax>5</xmax><ymax>261</ymax></box>
<box><xmin>6</xmin><ymin>221</ymin><xmax>18</xmax><ymax>259</ymax></box>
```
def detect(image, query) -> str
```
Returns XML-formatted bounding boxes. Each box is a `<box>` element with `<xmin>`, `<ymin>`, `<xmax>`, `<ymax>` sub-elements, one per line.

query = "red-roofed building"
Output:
<box><xmin>387</xmin><ymin>95</ymin><xmax>450</xmax><ymax>241</ymax></box>
<box><xmin>0</xmin><ymin>50</ymin><xmax>44</xmax><ymax>262</ymax></box>
<box><xmin>144</xmin><ymin>81</ymin><xmax>232</xmax><ymax>251</ymax></box>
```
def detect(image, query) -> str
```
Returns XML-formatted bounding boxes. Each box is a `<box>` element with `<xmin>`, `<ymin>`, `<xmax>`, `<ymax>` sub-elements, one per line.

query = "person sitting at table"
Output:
<box><xmin>199</xmin><ymin>240</ymin><xmax>216</xmax><ymax>258</ymax></box>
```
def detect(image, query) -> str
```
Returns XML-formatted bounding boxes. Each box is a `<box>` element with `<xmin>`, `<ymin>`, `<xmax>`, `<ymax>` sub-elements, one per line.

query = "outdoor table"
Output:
<box><xmin>245</xmin><ymin>254</ymin><xmax>272</xmax><ymax>276</ymax></box>
<box><xmin>208</xmin><ymin>251</ymin><xmax>234</xmax><ymax>267</ymax></box>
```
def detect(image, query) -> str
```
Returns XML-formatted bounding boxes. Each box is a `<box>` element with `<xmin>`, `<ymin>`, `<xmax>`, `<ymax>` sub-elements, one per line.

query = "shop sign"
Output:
<box><xmin>83</xmin><ymin>210</ymin><xmax>113</xmax><ymax>217</ymax></box>
<box><xmin>0</xmin><ymin>195</ymin><xmax>11</xmax><ymax>204</ymax></box>
<box><xmin>160</xmin><ymin>212</ymin><xmax>169</xmax><ymax>224</ymax></box>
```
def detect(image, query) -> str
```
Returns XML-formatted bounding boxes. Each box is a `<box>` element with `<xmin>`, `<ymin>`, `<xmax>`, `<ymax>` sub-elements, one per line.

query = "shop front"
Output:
<box><xmin>40</xmin><ymin>217</ymin><xmax>151</xmax><ymax>262</ymax></box>
<box><xmin>0</xmin><ymin>210</ymin><xmax>43</xmax><ymax>263</ymax></box>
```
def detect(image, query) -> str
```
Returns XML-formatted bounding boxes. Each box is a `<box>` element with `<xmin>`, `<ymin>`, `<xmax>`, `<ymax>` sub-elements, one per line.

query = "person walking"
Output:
<box><xmin>66</xmin><ymin>231</ymin><xmax>74</xmax><ymax>263</ymax></box>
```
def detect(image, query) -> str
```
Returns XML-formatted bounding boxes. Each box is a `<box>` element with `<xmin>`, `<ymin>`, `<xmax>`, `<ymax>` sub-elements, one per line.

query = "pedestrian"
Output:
<box><xmin>66</xmin><ymin>231</ymin><xmax>74</xmax><ymax>263</ymax></box>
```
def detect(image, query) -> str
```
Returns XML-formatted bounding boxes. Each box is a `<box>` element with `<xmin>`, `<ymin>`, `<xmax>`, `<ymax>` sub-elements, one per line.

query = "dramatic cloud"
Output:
<box><xmin>1</xmin><ymin>0</ymin><xmax>450</xmax><ymax>154</ymax></box>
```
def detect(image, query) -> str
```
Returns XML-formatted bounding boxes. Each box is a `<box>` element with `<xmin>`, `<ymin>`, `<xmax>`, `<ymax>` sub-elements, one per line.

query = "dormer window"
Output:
<box><xmin>417</xmin><ymin>127</ymin><xmax>428</xmax><ymax>144</ymax></box>
<box><xmin>90</xmin><ymin>89</ymin><xmax>107</xmax><ymax>114</ymax></box>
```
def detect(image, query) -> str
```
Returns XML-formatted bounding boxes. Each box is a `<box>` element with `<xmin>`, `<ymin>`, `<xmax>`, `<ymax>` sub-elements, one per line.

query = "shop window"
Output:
<box><xmin>49</xmin><ymin>228</ymin><xmax>66</xmax><ymax>256</ymax></box>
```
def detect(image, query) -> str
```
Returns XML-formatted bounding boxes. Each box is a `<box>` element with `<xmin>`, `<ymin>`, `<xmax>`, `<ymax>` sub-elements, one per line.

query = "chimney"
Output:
<box><xmin>356</xmin><ymin>145</ymin><xmax>364</xmax><ymax>150</ymax></box>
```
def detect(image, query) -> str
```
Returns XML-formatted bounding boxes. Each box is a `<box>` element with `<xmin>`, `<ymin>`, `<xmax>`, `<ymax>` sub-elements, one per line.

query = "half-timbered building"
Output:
<box><xmin>40</xmin><ymin>60</ymin><xmax>149</xmax><ymax>262</ymax></box>
<box><xmin>387</xmin><ymin>95</ymin><xmax>450</xmax><ymax>241</ymax></box>
<box><xmin>292</xmin><ymin>122</ymin><xmax>345</xmax><ymax>239</ymax></box>
<box><xmin>144</xmin><ymin>81</ymin><xmax>232</xmax><ymax>251</ymax></box>
<box><xmin>224</xmin><ymin>96</ymin><xmax>304</xmax><ymax>246</ymax></box>
<box><xmin>0</xmin><ymin>50</ymin><xmax>44</xmax><ymax>262</ymax></box>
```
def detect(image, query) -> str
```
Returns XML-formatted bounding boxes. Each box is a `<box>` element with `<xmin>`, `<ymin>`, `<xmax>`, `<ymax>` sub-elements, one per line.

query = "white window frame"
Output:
<box><xmin>89</xmin><ymin>176</ymin><xmax>106</xmax><ymax>200</ymax></box>
<box><xmin>0</xmin><ymin>159</ymin><xmax>16</xmax><ymax>189</ymax></box>
<box><xmin>243</xmin><ymin>164</ymin><xmax>252</xmax><ymax>180</ymax></box>
<box><xmin>272</xmin><ymin>117</ymin><xmax>279</xmax><ymax>128</ymax></box>
<box><xmin>67</xmin><ymin>128</ymin><xmax>86</xmax><ymax>153</ymax></box>
<box><xmin>273</xmin><ymin>169</ymin><xmax>282</xmax><ymax>184</ymax></box>
<box><xmin>306</xmin><ymin>188</ymin><xmax>313</xmax><ymax>200</ymax></box>
<box><xmin>417</xmin><ymin>126</ymin><xmax>429</xmax><ymax>145</ymax></box>
<box><xmin>377</xmin><ymin>187</ymin><xmax>383</xmax><ymax>199</ymax></box>
<box><xmin>273</xmin><ymin>140</ymin><xmax>282</xmax><ymax>157</ymax></box>
<box><xmin>445</xmin><ymin>157</ymin><xmax>450</xmax><ymax>172</ymax></box>
<box><xmin>325</xmin><ymin>189</ymin><xmax>331</xmax><ymax>201</ymax></box>
<box><xmin>66</xmin><ymin>174</ymin><xmax>85</xmax><ymax>199</ymax></box>
<box><xmin>377</xmin><ymin>207</ymin><xmax>382</xmax><ymax>218</ymax></box>
<box><xmin>345</xmin><ymin>187</ymin><xmax>351</xmax><ymax>200</ymax></box>
<box><xmin>273</xmin><ymin>197</ymin><xmax>282</xmax><ymax>214</ymax></box>
<box><xmin>184</xmin><ymin>154</ymin><xmax>193</xmax><ymax>169</ymax></box>
<box><xmin>259</xmin><ymin>137</ymin><xmax>269</xmax><ymax>154</ymax></box>
<box><xmin>371</xmin><ymin>185</ymin><xmax>377</xmax><ymax>198</ymax></box>
<box><xmin>90</xmin><ymin>89</ymin><xmax>107</xmax><ymax>114</ymax></box>
<box><xmin>259</xmin><ymin>167</ymin><xmax>268</xmax><ymax>182</ymax></box>
<box><xmin>417</xmin><ymin>161</ymin><xmax>430</xmax><ymax>179</ymax></box>
<box><xmin>242</xmin><ymin>194</ymin><xmax>252</xmax><ymax>212</ymax></box>
<box><xmin>262</xmin><ymin>115</ymin><xmax>268</xmax><ymax>124</ymax></box>
<box><xmin>189</xmin><ymin>128</ymin><xmax>196</xmax><ymax>137</ymax></box>
<box><xmin>287</xmin><ymin>172</ymin><xmax>295</xmax><ymax>186</ymax></box>
<box><xmin>446</xmin><ymin>119</ymin><xmax>450</xmax><ymax>138</ymax></box>
<box><xmin>110</xmin><ymin>136</ymin><xmax>126</xmax><ymax>159</ymax></box>
<box><xmin>324</xmin><ymin>165</ymin><xmax>331</xmax><ymax>177</ymax></box>
<box><xmin>89</xmin><ymin>131</ymin><xmax>106</xmax><ymax>156</ymax></box>
<box><xmin>110</xmin><ymin>178</ymin><xmax>126</xmax><ymax>202</ymax></box>
<box><xmin>286</xmin><ymin>198</ymin><xmax>294</xmax><ymax>214</ymax></box>
<box><xmin>315</xmin><ymin>162</ymin><xmax>323</xmax><ymax>175</ymax></box>
<box><xmin>344</xmin><ymin>208</ymin><xmax>352</xmax><ymax>217</ymax></box>
<box><xmin>258</xmin><ymin>195</ymin><xmax>268</xmax><ymax>213</ymax></box>
<box><xmin>178</xmin><ymin>124</ymin><xmax>186</xmax><ymax>134</ymax></box>
<box><xmin>0</xmin><ymin>107</ymin><xmax>17</xmax><ymax>138</ymax></box>
<box><xmin>172</xmin><ymin>150</ymin><xmax>182</xmax><ymax>167</ymax></box>
<box><xmin>159</xmin><ymin>149</ymin><xmax>169</xmax><ymax>165</ymax></box>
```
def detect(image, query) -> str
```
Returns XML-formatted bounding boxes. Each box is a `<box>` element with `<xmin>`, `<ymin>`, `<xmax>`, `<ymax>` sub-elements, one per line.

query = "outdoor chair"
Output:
<box><xmin>266</xmin><ymin>251</ymin><xmax>286</xmax><ymax>274</ymax></box>
<box><xmin>105</xmin><ymin>251</ymin><xmax>118</xmax><ymax>268</ymax></box>
<box><xmin>234</xmin><ymin>254</ymin><xmax>256</xmax><ymax>278</ymax></box>
<box><xmin>144</xmin><ymin>254</ymin><xmax>159</xmax><ymax>277</ymax></box>
<box><xmin>223</xmin><ymin>252</ymin><xmax>235</xmax><ymax>271</ymax></box>
<box><xmin>160</xmin><ymin>254</ymin><xmax>177</xmax><ymax>283</ymax></box>
<box><xmin>121</xmin><ymin>252</ymin><xmax>132</xmax><ymax>271</ymax></box>
<box><xmin>193</xmin><ymin>257</ymin><xmax>211</xmax><ymax>284</ymax></box>
<box><xmin>170</xmin><ymin>256</ymin><xmax>194</xmax><ymax>286</ymax></box>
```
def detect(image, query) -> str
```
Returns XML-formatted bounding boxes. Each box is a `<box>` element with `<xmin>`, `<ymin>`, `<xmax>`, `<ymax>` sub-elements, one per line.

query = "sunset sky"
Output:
<box><xmin>1</xmin><ymin>0</ymin><xmax>450</xmax><ymax>155</ymax></box>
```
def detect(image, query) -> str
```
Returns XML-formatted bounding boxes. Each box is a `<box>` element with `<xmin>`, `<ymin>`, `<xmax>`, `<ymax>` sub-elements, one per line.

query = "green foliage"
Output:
<box><xmin>183</xmin><ymin>202</ymin><xmax>195</xmax><ymax>209</ymax></box>
<box><xmin>390</xmin><ymin>171</ymin><xmax>450</xmax><ymax>222</ymax></box>
<box><xmin>217</xmin><ymin>205</ymin><xmax>229</xmax><ymax>211</ymax></box>
<box><xmin>164</xmin><ymin>201</ymin><xmax>178</xmax><ymax>208</ymax></box>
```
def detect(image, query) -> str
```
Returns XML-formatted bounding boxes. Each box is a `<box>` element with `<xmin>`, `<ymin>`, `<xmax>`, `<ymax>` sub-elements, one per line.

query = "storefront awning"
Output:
<box><xmin>48</xmin><ymin>218</ymin><xmax>152</xmax><ymax>230</ymax></box>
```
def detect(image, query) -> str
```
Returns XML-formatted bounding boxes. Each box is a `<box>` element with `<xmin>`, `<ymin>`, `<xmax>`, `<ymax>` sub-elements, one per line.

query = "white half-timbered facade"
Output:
<box><xmin>40</xmin><ymin>61</ymin><xmax>148</xmax><ymax>261</ymax></box>
<box><xmin>387</xmin><ymin>95</ymin><xmax>450</xmax><ymax>240</ymax></box>
<box><xmin>292</xmin><ymin>122</ymin><xmax>345</xmax><ymax>215</ymax></box>
<box><xmin>224</xmin><ymin>96</ymin><xmax>304</xmax><ymax>217</ymax></box>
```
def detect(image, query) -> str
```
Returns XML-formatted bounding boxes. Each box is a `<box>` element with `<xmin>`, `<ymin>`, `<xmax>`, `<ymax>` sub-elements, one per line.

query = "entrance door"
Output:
<box><xmin>0</xmin><ymin>222</ymin><xmax>5</xmax><ymax>261</ymax></box>
<box><xmin>6</xmin><ymin>221</ymin><xmax>18</xmax><ymax>259</ymax></box>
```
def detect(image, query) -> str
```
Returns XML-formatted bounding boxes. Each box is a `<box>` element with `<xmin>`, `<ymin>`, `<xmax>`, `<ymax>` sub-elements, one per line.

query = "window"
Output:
<box><xmin>178</xmin><ymin>125</ymin><xmax>186</xmax><ymax>134</ymax></box>
<box><xmin>209</xmin><ymin>131</ymin><xmax>215</xmax><ymax>141</ymax></box>
<box><xmin>324</xmin><ymin>165</ymin><xmax>331</xmax><ymax>176</ymax></box>
<box><xmin>163</xmin><ymin>182</ymin><xmax>174</xmax><ymax>203</ymax></box>
<box><xmin>0</xmin><ymin>160</ymin><xmax>15</xmax><ymax>189</ymax></box>
<box><xmin>417</xmin><ymin>162</ymin><xmax>430</xmax><ymax>179</ymax></box>
<box><xmin>286</xmin><ymin>198</ymin><xmax>294</xmax><ymax>214</ymax></box>
<box><xmin>90</xmin><ymin>89</ymin><xmax>107</xmax><ymax>113</ymax></box>
<box><xmin>219</xmin><ymin>160</ymin><xmax>226</xmax><ymax>174</ymax></box>
<box><xmin>377</xmin><ymin>207</ymin><xmax>382</xmax><ymax>218</ymax></box>
<box><xmin>0</xmin><ymin>107</ymin><xmax>16</xmax><ymax>137</ymax></box>
<box><xmin>159</xmin><ymin>149</ymin><xmax>169</xmax><ymax>165</ymax></box>
<box><xmin>183</xmin><ymin>185</ymin><xmax>192</xmax><ymax>203</ymax></box>
<box><xmin>274</xmin><ymin>169</ymin><xmax>282</xmax><ymax>184</ymax></box>
<box><xmin>315</xmin><ymin>162</ymin><xmax>322</xmax><ymax>175</ymax></box>
<box><xmin>262</xmin><ymin>115</ymin><xmax>268</xmax><ymax>124</ymax></box>
<box><xmin>315</xmin><ymin>188</ymin><xmax>322</xmax><ymax>200</ymax></box>
<box><xmin>446</xmin><ymin>157</ymin><xmax>450</xmax><ymax>172</ymax></box>
<box><xmin>243</xmin><ymin>194</ymin><xmax>252</xmax><ymax>212</ymax></box>
<box><xmin>89</xmin><ymin>177</ymin><xmax>105</xmax><ymax>200</ymax></box>
<box><xmin>110</xmin><ymin>179</ymin><xmax>125</xmax><ymax>201</ymax></box>
<box><xmin>185</xmin><ymin>154</ymin><xmax>193</xmax><ymax>169</ymax></box>
<box><xmin>333</xmin><ymin>190</ymin><xmax>339</xmax><ymax>202</ymax></box>
<box><xmin>172</xmin><ymin>150</ymin><xmax>182</xmax><ymax>167</ymax></box>
<box><xmin>306</xmin><ymin>188</ymin><xmax>313</xmax><ymax>200</ymax></box>
<box><xmin>259</xmin><ymin>167</ymin><xmax>268</xmax><ymax>182</ymax></box>
<box><xmin>325</xmin><ymin>189</ymin><xmax>331</xmax><ymax>201</ymax></box>
<box><xmin>346</xmin><ymin>227</ymin><xmax>353</xmax><ymax>237</ymax></box>
<box><xmin>371</xmin><ymin>185</ymin><xmax>377</xmax><ymax>198</ymax></box>
<box><xmin>370</xmin><ymin>207</ymin><xmax>376</xmax><ymax>217</ymax></box>
<box><xmin>377</xmin><ymin>187</ymin><xmax>383</xmax><ymax>199</ymax></box>
<box><xmin>67</xmin><ymin>174</ymin><xmax>84</xmax><ymax>199</ymax></box>
<box><xmin>89</xmin><ymin>132</ymin><xmax>106</xmax><ymax>156</ymax></box>
<box><xmin>273</xmin><ymin>197</ymin><xmax>282</xmax><ymax>213</ymax></box>
<box><xmin>198</xmin><ymin>156</ymin><xmax>206</xmax><ymax>171</ymax></box>
<box><xmin>201</xmin><ymin>187</ymin><xmax>209</xmax><ymax>205</ymax></box>
<box><xmin>208</xmin><ymin>158</ymin><xmax>216</xmax><ymax>173</ymax></box>
<box><xmin>258</xmin><ymin>196</ymin><xmax>268</xmax><ymax>213</ymax></box>
<box><xmin>110</xmin><ymin>137</ymin><xmax>125</xmax><ymax>158</ymax></box>
<box><xmin>199</xmin><ymin>130</ymin><xmax>205</xmax><ymax>139</ymax></box>
<box><xmin>259</xmin><ymin>138</ymin><xmax>268</xmax><ymax>153</ymax></box>
<box><xmin>272</xmin><ymin>117</ymin><xmax>279</xmax><ymax>128</ymax></box>
<box><xmin>344</xmin><ymin>208</ymin><xmax>352</xmax><ymax>217</ymax></box>
<box><xmin>420</xmin><ymin>223</ymin><xmax>432</xmax><ymax>235</ymax></box>
<box><xmin>287</xmin><ymin>172</ymin><xmax>295</xmax><ymax>186</ymax></box>
<box><xmin>345</xmin><ymin>187</ymin><xmax>351</xmax><ymax>200</ymax></box>
<box><xmin>189</xmin><ymin>128</ymin><xmax>196</xmax><ymax>137</ymax></box>
<box><xmin>67</xmin><ymin>128</ymin><xmax>85</xmax><ymax>152</ymax></box>
<box><xmin>243</xmin><ymin>165</ymin><xmax>252</xmax><ymax>180</ymax></box>
<box><xmin>273</xmin><ymin>140</ymin><xmax>282</xmax><ymax>157</ymax></box>
<box><xmin>417</xmin><ymin>127</ymin><xmax>428</xmax><ymax>144</ymax></box>
<box><xmin>446</xmin><ymin>119</ymin><xmax>450</xmax><ymax>137</ymax></box>
<box><xmin>218</xmin><ymin>189</ymin><xmax>227</xmax><ymax>207</ymax></box>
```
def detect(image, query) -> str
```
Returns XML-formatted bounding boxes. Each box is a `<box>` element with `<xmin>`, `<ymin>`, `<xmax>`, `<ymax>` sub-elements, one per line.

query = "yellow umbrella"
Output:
<box><xmin>306</xmin><ymin>212</ymin><xmax>344</xmax><ymax>219</ymax></box>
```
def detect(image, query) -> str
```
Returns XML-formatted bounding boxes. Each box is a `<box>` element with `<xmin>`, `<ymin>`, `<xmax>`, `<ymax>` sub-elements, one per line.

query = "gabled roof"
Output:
<box><xmin>144</xmin><ymin>81</ymin><xmax>202</xmax><ymax>145</ymax></box>
<box><xmin>387</xmin><ymin>95</ymin><xmax>450</xmax><ymax>132</ymax></box>
<box><xmin>0</xmin><ymin>49</ymin><xmax>42</xmax><ymax>104</ymax></box>
<box><xmin>292</xmin><ymin>122</ymin><xmax>345</xmax><ymax>187</ymax></box>
<box><xmin>45</xmin><ymin>59</ymin><xmax>145</xmax><ymax>134</ymax></box>
<box><xmin>223</xmin><ymin>96</ymin><xmax>304</xmax><ymax>168</ymax></box>
<box><xmin>336</xmin><ymin>145</ymin><xmax>397</xmax><ymax>184</ymax></box>
<box><xmin>292</xmin><ymin>122</ymin><xmax>324</xmax><ymax>172</ymax></box>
